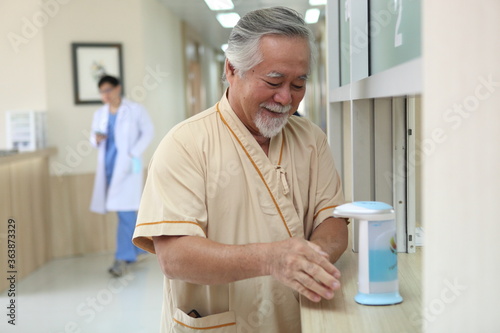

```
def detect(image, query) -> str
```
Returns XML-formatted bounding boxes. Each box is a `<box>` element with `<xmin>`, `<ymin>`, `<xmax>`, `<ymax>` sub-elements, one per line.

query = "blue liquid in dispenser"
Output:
<box><xmin>368</xmin><ymin>220</ymin><xmax>398</xmax><ymax>282</ymax></box>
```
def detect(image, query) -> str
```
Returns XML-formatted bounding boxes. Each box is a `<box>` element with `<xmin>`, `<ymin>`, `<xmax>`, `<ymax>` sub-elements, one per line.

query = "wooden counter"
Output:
<box><xmin>300</xmin><ymin>243</ymin><xmax>422</xmax><ymax>333</ymax></box>
<box><xmin>1</xmin><ymin>147</ymin><xmax>119</xmax><ymax>293</ymax></box>
<box><xmin>0</xmin><ymin>147</ymin><xmax>56</xmax><ymax>165</ymax></box>
<box><xmin>0</xmin><ymin>147</ymin><xmax>56</xmax><ymax>292</ymax></box>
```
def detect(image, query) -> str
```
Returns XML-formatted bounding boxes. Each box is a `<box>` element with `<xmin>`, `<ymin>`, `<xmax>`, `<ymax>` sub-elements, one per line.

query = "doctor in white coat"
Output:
<box><xmin>90</xmin><ymin>75</ymin><xmax>154</xmax><ymax>277</ymax></box>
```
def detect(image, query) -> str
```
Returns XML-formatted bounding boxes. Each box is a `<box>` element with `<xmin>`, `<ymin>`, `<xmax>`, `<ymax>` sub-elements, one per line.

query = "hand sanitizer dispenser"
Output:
<box><xmin>333</xmin><ymin>201</ymin><xmax>403</xmax><ymax>305</ymax></box>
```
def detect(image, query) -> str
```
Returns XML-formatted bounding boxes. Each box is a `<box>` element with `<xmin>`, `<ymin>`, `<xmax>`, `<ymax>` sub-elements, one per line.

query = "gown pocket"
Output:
<box><xmin>172</xmin><ymin>308</ymin><xmax>236</xmax><ymax>333</ymax></box>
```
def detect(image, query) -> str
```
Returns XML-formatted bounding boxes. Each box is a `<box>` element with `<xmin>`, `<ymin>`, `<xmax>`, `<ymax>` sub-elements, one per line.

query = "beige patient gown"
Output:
<box><xmin>133</xmin><ymin>91</ymin><xmax>345</xmax><ymax>333</ymax></box>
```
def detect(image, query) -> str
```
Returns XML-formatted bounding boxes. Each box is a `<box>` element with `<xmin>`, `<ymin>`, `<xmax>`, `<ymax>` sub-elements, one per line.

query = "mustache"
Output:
<box><xmin>259</xmin><ymin>102</ymin><xmax>292</xmax><ymax>114</ymax></box>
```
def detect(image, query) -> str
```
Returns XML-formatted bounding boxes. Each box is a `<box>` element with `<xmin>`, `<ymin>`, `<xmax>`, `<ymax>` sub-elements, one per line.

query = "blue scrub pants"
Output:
<box><xmin>115</xmin><ymin>211</ymin><xmax>146</xmax><ymax>262</ymax></box>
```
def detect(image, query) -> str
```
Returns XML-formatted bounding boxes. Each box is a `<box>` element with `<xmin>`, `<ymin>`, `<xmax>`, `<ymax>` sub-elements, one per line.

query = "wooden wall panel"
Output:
<box><xmin>49</xmin><ymin>173</ymin><xmax>117</xmax><ymax>259</ymax></box>
<box><xmin>49</xmin><ymin>175</ymin><xmax>78</xmax><ymax>258</ymax></box>
<box><xmin>72</xmin><ymin>173</ymin><xmax>117</xmax><ymax>255</ymax></box>
<box><xmin>0</xmin><ymin>153</ymin><xmax>52</xmax><ymax>291</ymax></box>
<box><xmin>10</xmin><ymin>161</ymin><xmax>38</xmax><ymax>282</ymax></box>
<box><xmin>28</xmin><ymin>158</ymin><xmax>50</xmax><ymax>268</ymax></box>
<box><xmin>0</xmin><ymin>164</ymin><xmax>13</xmax><ymax>292</ymax></box>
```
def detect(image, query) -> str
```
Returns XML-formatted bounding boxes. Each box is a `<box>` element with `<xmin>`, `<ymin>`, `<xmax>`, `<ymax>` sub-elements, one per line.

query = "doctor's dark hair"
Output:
<box><xmin>98</xmin><ymin>75</ymin><xmax>120</xmax><ymax>88</ymax></box>
<box><xmin>223</xmin><ymin>6</ymin><xmax>316</xmax><ymax>81</ymax></box>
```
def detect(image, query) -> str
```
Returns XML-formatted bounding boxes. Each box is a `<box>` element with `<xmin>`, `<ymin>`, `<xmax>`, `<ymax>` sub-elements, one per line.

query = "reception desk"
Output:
<box><xmin>1</xmin><ymin>147</ymin><xmax>120</xmax><ymax>292</ymax></box>
<box><xmin>300</xmin><ymin>244</ymin><xmax>422</xmax><ymax>332</ymax></box>
<box><xmin>0</xmin><ymin>148</ymin><xmax>56</xmax><ymax>292</ymax></box>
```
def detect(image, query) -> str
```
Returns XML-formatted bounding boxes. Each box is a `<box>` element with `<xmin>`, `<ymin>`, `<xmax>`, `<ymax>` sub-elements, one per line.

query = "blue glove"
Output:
<box><xmin>132</xmin><ymin>157</ymin><xmax>142</xmax><ymax>174</ymax></box>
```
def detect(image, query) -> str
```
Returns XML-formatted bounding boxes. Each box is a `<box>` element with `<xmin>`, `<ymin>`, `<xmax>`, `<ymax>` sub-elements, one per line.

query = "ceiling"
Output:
<box><xmin>158</xmin><ymin>0</ymin><xmax>325</xmax><ymax>51</ymax></box>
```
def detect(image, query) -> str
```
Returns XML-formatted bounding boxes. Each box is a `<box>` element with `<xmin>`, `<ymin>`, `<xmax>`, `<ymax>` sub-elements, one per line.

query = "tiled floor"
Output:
<box><xmin>0</xmin><ymin>252</ymin><xmax>164</xmax><ymax>333</ymax></box>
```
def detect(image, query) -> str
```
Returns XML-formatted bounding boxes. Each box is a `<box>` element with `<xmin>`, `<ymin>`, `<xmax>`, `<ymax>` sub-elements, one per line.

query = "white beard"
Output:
<box><xmin>254</xmin><ymin>103</ymin><xmax>292</xmax><ymax>138</ymax></box>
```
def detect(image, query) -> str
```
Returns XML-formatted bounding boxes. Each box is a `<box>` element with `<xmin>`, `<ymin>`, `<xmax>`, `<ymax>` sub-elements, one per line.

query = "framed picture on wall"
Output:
<box><xmin>71</xmin><ymin>42</ymin><xmax>124</xmax><ymax>104</ymax></box>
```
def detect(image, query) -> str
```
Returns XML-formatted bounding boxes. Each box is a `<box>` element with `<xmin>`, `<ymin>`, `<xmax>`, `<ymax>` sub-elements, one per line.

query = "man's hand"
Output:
<box><xmin>266</xmin><ymin>237</ymin><xmax>341</xmax><ymax>303</ymax></box>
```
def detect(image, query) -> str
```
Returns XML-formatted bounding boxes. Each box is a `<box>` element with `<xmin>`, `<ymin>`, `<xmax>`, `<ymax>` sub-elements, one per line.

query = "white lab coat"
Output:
<box><xmin>90</xmin><ymin>98</ymin><xmax>154</xmax><ymax>214</ymax></box>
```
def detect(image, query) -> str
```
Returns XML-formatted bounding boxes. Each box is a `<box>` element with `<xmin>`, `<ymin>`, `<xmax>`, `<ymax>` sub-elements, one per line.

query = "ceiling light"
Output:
<box><xmin>221</xmin><ymin>44</ymin><xmax>228</xmax><ymax>52</ymax></box>
<box><xmin>204</xmin><ymin>0</ymin><xmax>234</xmax><ymax>11</ymax></box>
<box><xmin>216</xmin><ymin>12</ymin><xmax>240</xmax><ymax>28</ymax></box>
<box><xmin>309</xmin><ymin>0</ymin><xmax>327</xmax><ymax>5</ymax></box>
<box><xmin>305</xmin><ymin>8</ymin><xmax>320</xmax><ymax>24</ymax></box>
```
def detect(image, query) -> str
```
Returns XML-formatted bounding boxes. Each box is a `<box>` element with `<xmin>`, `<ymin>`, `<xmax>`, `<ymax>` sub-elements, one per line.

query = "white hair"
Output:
<box><xmin>223</xmin><ymin>6</ymin><xmax>316</xmax><ymax>81</ymax></box>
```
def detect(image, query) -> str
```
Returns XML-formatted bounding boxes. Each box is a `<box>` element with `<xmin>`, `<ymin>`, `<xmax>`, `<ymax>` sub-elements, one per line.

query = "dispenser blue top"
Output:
<box><xmin>333</xmin><ymin>201</ymin><xmax>395</xmax><ymax>221</ymax></box>
<box><xmin>352</xmin><ymin>201</ymin><xmax>393</xmax><ymax>210</ymax></box>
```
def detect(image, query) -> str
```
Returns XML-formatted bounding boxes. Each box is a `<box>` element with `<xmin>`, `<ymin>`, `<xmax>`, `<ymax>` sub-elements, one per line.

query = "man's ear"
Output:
<box><xmin>225</xmin><ymin>60</ymin><xmax>236</xmax><ymax>77</ymax></box>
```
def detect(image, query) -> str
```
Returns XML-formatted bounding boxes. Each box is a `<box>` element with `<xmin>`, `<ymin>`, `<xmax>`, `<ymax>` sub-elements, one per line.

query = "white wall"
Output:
<box><xmin>422</xmin><ymin>1</ymin><xmax>500</xmax><ymax>332</ymax></box>
<box><xmin>0</xmin><ymin>0</ymin><xmax>48</xmax><ymax>149</ymax></box>
<box><xmin>140</xmin><ymin>0</ymin><xmax>186</xmax><ymax>154</ymax></box>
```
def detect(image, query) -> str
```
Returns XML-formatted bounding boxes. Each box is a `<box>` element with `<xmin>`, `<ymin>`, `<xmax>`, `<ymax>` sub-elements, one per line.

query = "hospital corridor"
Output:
<box><xmin>1</xmin><ymin>0</ymin><xmax>500</xmax><ymax>332</ymax></box>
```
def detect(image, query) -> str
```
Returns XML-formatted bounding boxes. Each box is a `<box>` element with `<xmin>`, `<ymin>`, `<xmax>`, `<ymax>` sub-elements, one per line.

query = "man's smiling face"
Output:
<box><xmin>226</xmin><ymin>35</ymin><xmax>310</xmax><ymax>138</ymax></box>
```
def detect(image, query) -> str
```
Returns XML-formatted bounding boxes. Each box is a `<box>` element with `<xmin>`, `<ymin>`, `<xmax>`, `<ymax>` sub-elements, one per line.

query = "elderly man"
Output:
<box><xmin>133</xmin><ymin>6</ymin><xmax>348</xmax><ymax>332</ymax></box>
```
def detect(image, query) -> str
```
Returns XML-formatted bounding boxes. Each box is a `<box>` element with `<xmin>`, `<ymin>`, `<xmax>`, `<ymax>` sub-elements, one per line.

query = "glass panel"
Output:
<box><xmin>339</xmin><ymin>0</ymin><xmax>351</xmax><ymax>85</ymax></box>
<box><xmin>369</xmin><ymin>0</ymin><xmax>421</xmax><ymax>75</ymax></box>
